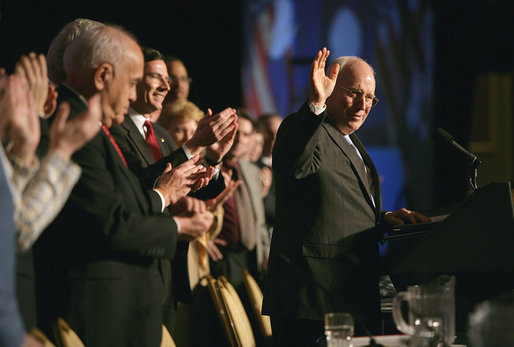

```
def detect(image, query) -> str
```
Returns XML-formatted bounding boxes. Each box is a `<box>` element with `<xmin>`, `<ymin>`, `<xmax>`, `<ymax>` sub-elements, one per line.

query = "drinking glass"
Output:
<box><xmin>324</xmin><ymin>312</ymin><xmax>354</xmax><ymax>347</ymax></box>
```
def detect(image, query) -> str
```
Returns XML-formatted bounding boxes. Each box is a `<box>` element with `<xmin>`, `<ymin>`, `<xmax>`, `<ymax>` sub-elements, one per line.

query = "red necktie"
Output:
<box><xmin>144</xmin><ymin>120</ymin><xmax>162</xmax><ymax>161</ymax></box>
<box><xmin>102</xmin><ymin>125</ymin><xmax>128</xmax><ymax>168</ymax></box>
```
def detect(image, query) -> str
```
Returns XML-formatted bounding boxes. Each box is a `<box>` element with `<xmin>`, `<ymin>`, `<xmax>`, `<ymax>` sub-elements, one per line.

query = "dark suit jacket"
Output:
<box><xmin>34</xmin><ymin>85</ymin><xmax>181</xmax><ymax>347</ymax></box>
<box><xmin>110</xmin><ymin>115</ymin><xmax>191</xmax><ymax>332</ymax></box>
<box><xmin>262</xmin><ymin>102</ymin><xmax>384</xmax><ymax>331</ymax></box>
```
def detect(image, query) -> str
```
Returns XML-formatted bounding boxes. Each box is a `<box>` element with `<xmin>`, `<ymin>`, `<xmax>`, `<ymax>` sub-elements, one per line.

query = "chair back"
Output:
<box><xmin>218</xmin><ymin>276</ymin><xmax>256</xmax><ymax>347</ymax></box>
<box><xmin>52</xmin><ymin>318</ymin><xmax>85</xmax><ymax>347</ymax></box>
<box><xmin>206</xmin><ymin>274</ymin><xmax>239</xmax><ymax>346</ymax></box>
<box><xmin>29</xmin><ymin>328</ymin><xmax>56</xmax><ymax>347</ymax></box>
<box><xmin>242</xmin><ymin>269</ymin><xmax>272</xmax><ymax>342</ymax></box>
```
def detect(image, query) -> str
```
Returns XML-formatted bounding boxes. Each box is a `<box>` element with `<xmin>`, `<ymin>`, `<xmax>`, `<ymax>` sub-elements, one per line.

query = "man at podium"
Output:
<box><xmin>262</xmin><ymin>47</ymin><xmax>429</xmax><ymax>346</ymax></box>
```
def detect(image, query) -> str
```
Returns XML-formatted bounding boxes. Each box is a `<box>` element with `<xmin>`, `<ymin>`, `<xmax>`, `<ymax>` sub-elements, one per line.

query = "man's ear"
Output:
<box><xmin>94</xmin><ymin>63</ymin><xmax>114</xmax><ymax>91</ymax></box>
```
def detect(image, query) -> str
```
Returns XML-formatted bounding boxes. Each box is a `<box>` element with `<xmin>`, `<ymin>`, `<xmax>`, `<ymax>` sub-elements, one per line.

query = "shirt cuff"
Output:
<box><xmin>308</xmin><ymin>102</ymin><xmax>326</xmax><ymax>116</ymax></box>
<box><xmin>182</xmin><ymin>145</ymin><xmax>193</xmax><ymax>159</ymax></box>
<box><xmin>172</xmin><ymin>217</ymin><xmax>181</xmax><ymax>234</ymax></box>
<box><xmin>153</xmin><ymin>188</ymin><xmax>166</xmax><ymax>212</ymax></box>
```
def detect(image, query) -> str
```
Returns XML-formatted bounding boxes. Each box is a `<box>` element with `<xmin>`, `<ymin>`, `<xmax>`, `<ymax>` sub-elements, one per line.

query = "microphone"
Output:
<box><xmin>278</xmin><ymin>253</ymin><xmax>384</xmax><ymax>347</ymax></box>
<box><xmin>435</xmin><ymin>128</ymin><xmax>481</xmax><ymax>169</ymax></box>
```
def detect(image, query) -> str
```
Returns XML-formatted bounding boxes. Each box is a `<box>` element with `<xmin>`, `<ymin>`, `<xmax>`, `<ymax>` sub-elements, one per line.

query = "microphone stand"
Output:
<box><xmin>279</xmin><ymin>254</ymin><xmax>384</xmax><ymax>347</ymax></box>
<box><xmin>468</xmin><ymin>161</ymin><xmax>480</xmax><ymax>191</ymax></box>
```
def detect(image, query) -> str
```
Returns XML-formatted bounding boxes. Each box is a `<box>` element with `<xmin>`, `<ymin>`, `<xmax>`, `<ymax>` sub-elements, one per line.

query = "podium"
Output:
<box><xmin>385</xmin><ymin>181</ymin><xmax>514</xmax><ymax>333</ymax></box>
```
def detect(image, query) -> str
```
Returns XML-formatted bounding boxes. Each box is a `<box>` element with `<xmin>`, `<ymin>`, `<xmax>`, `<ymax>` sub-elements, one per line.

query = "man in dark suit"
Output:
<box><xmin>262</xmin><ymin>48</ymin><xmax>428</xmax><ymax>345</ymax></box>
<box><xmin>109</xmin><ymin>47</ymin><xmax>237</xmax><ymax>333</ymax></box>
<box><xmin>34</xmin><ymin>25</ymin><xmax>214</xmax><ymax>346</ymax></box>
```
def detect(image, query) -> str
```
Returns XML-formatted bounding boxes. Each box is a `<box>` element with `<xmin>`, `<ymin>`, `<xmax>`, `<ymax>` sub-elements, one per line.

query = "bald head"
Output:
<box><xmin>64</xmin><ymin>26</ymin><xmax>140</xmax><ymax>78</ymax></box>
<box><xmin>326</xmin><ymin>57</ymin><xmax>376</xmax><ymax>134</ymax></box>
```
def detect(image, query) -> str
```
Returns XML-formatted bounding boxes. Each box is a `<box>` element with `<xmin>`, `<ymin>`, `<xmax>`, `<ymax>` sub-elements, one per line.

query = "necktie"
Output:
<box><xmin>102</xmin><ymin>125</ymin><xmax>128</xmax><ymax>168</ymax></box>
<box><xmin>144</xmin><ymin>120</ymin><xmax>162</xmax><ymax>161</ymax></box>
<box><xmin>349</xmin><ymin>142</ymin><xmax>375</xmax><ymax>207</ymax></box>
<box><xmin>234</xmin><ymin>163</ymin><xmax>256</xmax><ymax>251</ymax></box>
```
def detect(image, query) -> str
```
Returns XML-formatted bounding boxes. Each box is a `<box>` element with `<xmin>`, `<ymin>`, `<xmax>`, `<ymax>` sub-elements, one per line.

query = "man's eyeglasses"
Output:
<box><xmin>170</xmin><ymin>75</ymin><xmax>193</xmax><ymax>84</ymax></box>
<box><xmin>338</xmin><ymin>85</ymin><xmax>379</xmax><ymax>107</ymax></box>
<box><xmin>145</xmin><ymin>72</ymin><xmax>173</xmax><ymax>86</ymax></box>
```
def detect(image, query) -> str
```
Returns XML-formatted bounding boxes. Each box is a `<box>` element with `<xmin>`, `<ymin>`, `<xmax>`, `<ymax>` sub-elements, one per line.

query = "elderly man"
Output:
<box><xmin>262</xmin><ymin>48</ymin><xmax>429</xmax><ymax>345</ymax></box>
<box><xmin>34</xmin><ymin>26</ymin><xmax>213</xmax><ymax>346</ymax></box>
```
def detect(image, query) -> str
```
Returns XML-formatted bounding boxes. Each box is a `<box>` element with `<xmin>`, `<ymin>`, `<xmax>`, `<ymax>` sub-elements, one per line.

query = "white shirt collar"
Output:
<box><xmin>128</xmin><ymin>107</ymin><xmax>150</xmax><ymax>138</ymax></box>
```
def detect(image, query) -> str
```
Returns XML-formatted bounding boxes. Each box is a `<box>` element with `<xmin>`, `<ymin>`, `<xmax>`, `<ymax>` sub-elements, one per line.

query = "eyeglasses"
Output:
<box><xmin>170</xmin><ymin>75</ymin><xmax>193</xmax><ymax>84</ymax></box>
<box><xmin>145</xmin><ymin>72</ymin><xmax>173</xmax><ymax>86</ymax></box>
<box><xmin>337</xmin><ymin>85</ymin><xmax>379</xmax><ymax>107</ymax></box>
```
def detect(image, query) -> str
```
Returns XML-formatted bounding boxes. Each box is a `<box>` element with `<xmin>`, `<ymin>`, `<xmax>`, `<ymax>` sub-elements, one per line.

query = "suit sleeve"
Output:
<box><xmin>55</xmin><ymin>134</ymin><xmax>179</xmax><ymax>260</ymax></box>
<box><xmin>273</xmin><ymin>101</ymin><xmax>327</xmax><ymax>179</ymax></box>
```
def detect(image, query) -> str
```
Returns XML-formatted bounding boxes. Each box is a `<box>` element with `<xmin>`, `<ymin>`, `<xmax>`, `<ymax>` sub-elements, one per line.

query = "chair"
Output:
<box><xmin>52</xmin><ymin>318</ymin><xmax>85</xmax><ymax>347</ymax></box>
<box><xmin>218</xmin><ymin>276</ymin><xmax>256</xmax><ymax>347</ymax></box>
<box><xmin>242</xmin><ymin>269</ymin><xmax>272</xmax><ymax>345</ymax></box>
<box><xmin>206</xmin><ymin>274</ymin><xmax>239</xmax><ymax>346</ymax></box>
<box><xmin>160</xmin><ymin>324</ymin><xmax>177</xmax><ymax>347</ymax></box>
<box><xmin>29</xmin><ymin>328</ymin><xmax>56</xmax><ymax>347</ymax></box>
<box><xmin>206</xmin><ymin>274</ymin><xmax>256</xmax><ymax>347</ymax></box>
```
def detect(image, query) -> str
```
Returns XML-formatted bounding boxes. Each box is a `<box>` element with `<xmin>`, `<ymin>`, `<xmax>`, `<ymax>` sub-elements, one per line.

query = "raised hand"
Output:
<box><xmin>205</xmin><ymin>116</ymin><xmax>238</xmax><ymax>163</ymax></box>
<box><xmin>1</xmin><ymin>75</ymin><xmax>40</xmax><ymax>161</ymax></box>
<box><xmin>49</xmin><ymin>94</ymin><xmax>102</xmax><ymax>160</ymax></box>
<box><xmin>15</xmin><ymin>52</ymin><xmax>48</xmax><ymax>116</ymax></box>
<box><xmin>309</xmin><ymin>47</ymin><xmax>340</xmax><ymax>107</ymax></box>
<box><xmin>154</xmin><ymin>154</ymin><xmax>207</xmax><ymax>206</ymax></box>
<box><xmin>185</xmin><ymin>107</ymin><xmax>238</xmax><ymax>155</ymax></box>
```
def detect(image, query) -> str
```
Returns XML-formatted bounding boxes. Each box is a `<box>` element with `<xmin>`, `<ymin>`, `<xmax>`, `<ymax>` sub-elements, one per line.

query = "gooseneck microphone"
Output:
<box><xmin>435</xmin><ymin>128</ymin><xmax>481</xmax><ymax>190</ymax></box>
<box><xmin>434</xmin><ymin>128</ymin><xmax>481</xmax><ymax>169</ymax></box>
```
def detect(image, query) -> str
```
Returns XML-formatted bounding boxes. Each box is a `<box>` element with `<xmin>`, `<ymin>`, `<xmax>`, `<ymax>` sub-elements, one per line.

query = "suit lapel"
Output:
<box><xmin>100</xmin><ymin>130</ymin><xmax>150</xmax><ymax>213</ymax></box>
<box><xmin>122</xmin><ymin>116</ymin><xmax>155</xmax><ymax>166</ymax></box>
<box><xmin>153</xmin><ymin>124</ymin><xmax>174</xmax><ymax>157</ymax></box>
<box><xmin>322</xmin><ymin>120</ymin><xmax>376</xmax><ymax>213</ymax></box>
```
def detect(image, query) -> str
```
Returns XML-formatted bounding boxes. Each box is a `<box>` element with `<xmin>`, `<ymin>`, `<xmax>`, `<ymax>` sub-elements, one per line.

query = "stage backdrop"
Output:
<box><xmin>242</xmin><ymin>0</ymin><xmax>435</xmax><ymax>212</ymax></box>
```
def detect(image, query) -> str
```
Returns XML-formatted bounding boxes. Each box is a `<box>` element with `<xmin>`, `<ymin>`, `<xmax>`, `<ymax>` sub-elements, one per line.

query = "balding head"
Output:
<box><xmin>326</xmin><ymin>57</ymin><xmax>376</xmax><ymax>134</ymax></box>
<box><xmin>63</xmin><ymin>26</ymin><xmax>144</xmax><ymax>127</ymax></box>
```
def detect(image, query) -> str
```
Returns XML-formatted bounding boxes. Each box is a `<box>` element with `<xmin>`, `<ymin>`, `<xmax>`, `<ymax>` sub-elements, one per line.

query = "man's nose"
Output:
<box><xmin>356</xmin><ymin>94</ymin><xmax>367</xmax><ymax>109</ymax></box>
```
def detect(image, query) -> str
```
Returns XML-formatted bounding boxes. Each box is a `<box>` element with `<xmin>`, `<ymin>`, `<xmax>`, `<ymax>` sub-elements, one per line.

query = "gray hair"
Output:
<box><xmin>47</xmin><ymin>18</ymin><xmax>104</xmax><ymax>84</ymax></box>
<box><xmin>63</xmin><ymin>25</ymin><xmax>137</xmax><ymax>76</ymax></box>
<box><xmin>329</xmin><ymin>56</ymin><xmax>375</xmax><ymax>75</ymax></box>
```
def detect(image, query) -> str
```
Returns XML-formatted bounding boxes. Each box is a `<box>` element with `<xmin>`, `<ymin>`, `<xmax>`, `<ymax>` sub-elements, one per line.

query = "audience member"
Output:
<box><xmin>109</xmin><ymin>46</ymin><xmax>237</xmax><ymax>334</ymax></box>
<box><xmin>2</xmin><ymin>52</ymin><xmax>102</xmax><ymax>332</ymax></box>
<box><xmin>208</xmin><ymin>110</ymin><xmax>270</xmax><ymax>294</ymax></box>
<box><xmin>256</xmin><ymin>114</ymin><xmax>282</xmax><ymax>235</ymax></box>
<box><xmin>164</xmin><ymin>56</ymin><xmax>191</xmax><ymax>104</ymax></box>
<box><xmin>158</xmin><ymin>99</ymin><xmax>204</xmax><ymax>148</ymax></box>
<box><xmin>248</xmin><ymin>129</ymin><xmax>264</xmax><ymax>163</ymax></box>
<box><xmin>47</xmin><ymin>18</ymin><xmax>105</xmax><ymax>86</ymax></box>
<box><xmin>0</xmin><ymin>72</ymin><xmax>43</xmax><ymax>347</ymax></box>
<box><xmin>33</xmin><ymin>26</ymin><xmax>213</xmax><ymax>346</ymax></box>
